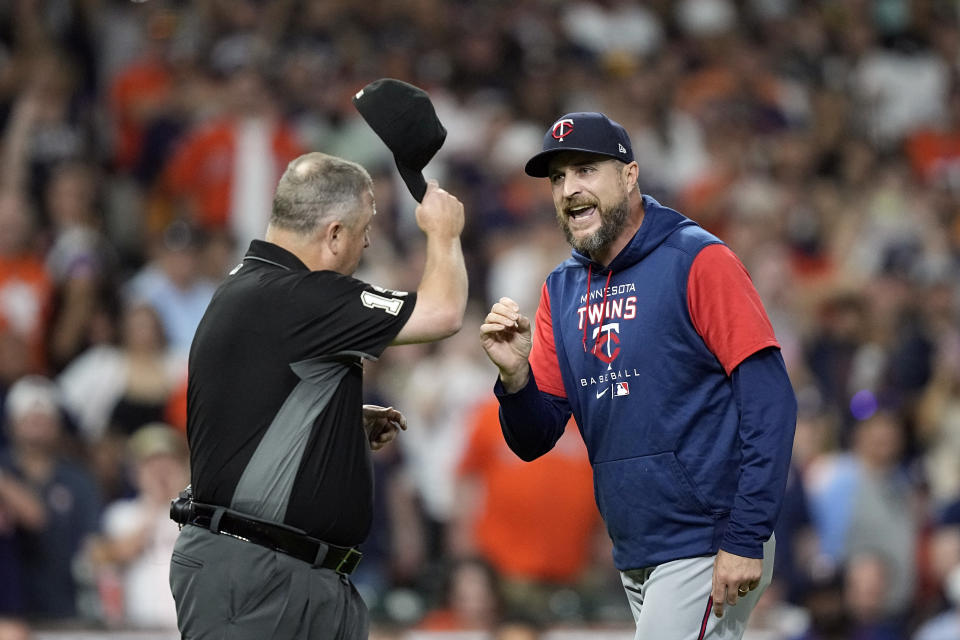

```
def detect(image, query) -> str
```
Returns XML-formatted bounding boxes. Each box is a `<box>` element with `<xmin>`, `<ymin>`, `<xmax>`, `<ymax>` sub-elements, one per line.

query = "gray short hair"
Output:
<box><xmin>270</xmin><ymin>152</ymin><xmax>373</xmax><ymax>234</ymax></box>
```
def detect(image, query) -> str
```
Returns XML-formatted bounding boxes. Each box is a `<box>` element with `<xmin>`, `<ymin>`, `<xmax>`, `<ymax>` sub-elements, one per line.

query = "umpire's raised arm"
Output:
<box><xmin>392</xmin><ymin>180</ymin><xmax>467</xmax><ymax>344</ymax></box>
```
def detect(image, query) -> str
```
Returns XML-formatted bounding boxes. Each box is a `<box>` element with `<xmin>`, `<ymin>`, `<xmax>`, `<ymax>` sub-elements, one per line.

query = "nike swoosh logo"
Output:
<box><xmin>596</xmin><ymin>387</ymin><xmax>609</xmax><ymax>399</ymax></box>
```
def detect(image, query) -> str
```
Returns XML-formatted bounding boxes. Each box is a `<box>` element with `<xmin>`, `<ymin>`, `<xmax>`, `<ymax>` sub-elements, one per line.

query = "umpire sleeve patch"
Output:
<box><xmin>360</xmin><ymin>290</ymin><xmax>405</xmax><ymax>316</ymax></box>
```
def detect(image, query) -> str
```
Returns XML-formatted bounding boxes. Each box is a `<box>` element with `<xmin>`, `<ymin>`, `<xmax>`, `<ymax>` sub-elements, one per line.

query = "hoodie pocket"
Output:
<box><xmin>594</xmin><ymin>451</ymin><xmax>715</xmax><ymax>550</ymax></box>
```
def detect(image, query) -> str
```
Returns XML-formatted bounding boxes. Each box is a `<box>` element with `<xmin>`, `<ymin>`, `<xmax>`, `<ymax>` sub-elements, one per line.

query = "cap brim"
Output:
<box><xmin>395</xmin><ymin>158</ymin><xmax>427</xmax><ymax>202</ymax></box>
<box><xmin>524</xmin><ymin>148</ymin><xmax>626</xmax><ymax>178</ymax></box>
<box><xmin>524</xmin><ymin>150</ymin><xmax>559</xmax><ymax>177</ymax></box>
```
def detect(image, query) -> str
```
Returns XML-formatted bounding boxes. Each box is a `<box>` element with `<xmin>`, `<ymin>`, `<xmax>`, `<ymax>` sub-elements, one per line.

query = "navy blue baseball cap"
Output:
<box><xmin>524</xmin><ymin>112</ymin><xmax>634</xmax><ymax>178</ymax></box>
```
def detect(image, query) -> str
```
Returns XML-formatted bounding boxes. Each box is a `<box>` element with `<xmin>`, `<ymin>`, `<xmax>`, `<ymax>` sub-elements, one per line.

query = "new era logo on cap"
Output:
<box><xmin>525</xmin><ymin>112</ymin><xmax>634</xmax><ymax>177</ymax></box>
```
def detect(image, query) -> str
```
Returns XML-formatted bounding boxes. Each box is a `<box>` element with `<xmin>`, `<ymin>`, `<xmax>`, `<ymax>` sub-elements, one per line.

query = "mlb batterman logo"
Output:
<box><xmin>552</xmin><ymin>118</ymin><xmax>574</xmax><ymax>141</ymax></box>
<box><xmin>614</xmin><ymin>382</ymin><xmax>630</xmax><ymax>397</ymax></box>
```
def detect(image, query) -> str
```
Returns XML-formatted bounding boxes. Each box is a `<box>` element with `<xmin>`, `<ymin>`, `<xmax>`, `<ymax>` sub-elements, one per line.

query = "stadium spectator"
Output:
<box><xmin>42</xmin><ymin>161</ymin><xmax>119</xmax><ymax>373</ymax></box>
<box><xmin>842</xmin><ymin>551</ymin><xmax>908</xmax><ymax>639</ymax></box>
<box><xmin>0</xmin><ymin>437</ymin><xmax>43</xmax><ymax>634</ymax></box>
<box><xmin>0</xmin><ymin>51</ymin><xmax>94</xmax><ymax>212</ymax></box>
<box><xmin>84</xmin><ymin>423</ymin><xmax>187</xmax><ymax>630</ymax></box>
<box><xmin>803</xmin><ymin>291</ymin><xmax>874</xmax><ymax>446</ymax></box>
<box><xmin>792</xmin><ymin>572</ymin><xmax>852</xmax><ymax>640</ymax></box>
<box><xmin>0</xmin><ymin>191</ymin><xmax>51</xmax><ymax>375</ymax></box>
<box><xmin>806</xmin><ymin>410</ymin><xmax>920</xmax><ymax>618</ymax></box>
<box><xmin>123</xmin><ymin>220</ymin><xmax>215</xmax><ymax>357</ymax></box>
<box><xmin>58</xmin><ymin>301</ymin><xmax>184</xmax><ymax>502</ymax></box>
<box><xmin>156</xmin><ymin>60</ymin><xmax>303</xmax><ymax>249</ymax></box>
<box><xmin>416</xmin><ymin>556</ymin><xmax>504</xmax><ymax>633</ymax></box>
<box><xmin>0</xmin><ymin>375</ymin><xmax>101</xmax><ymax>622</ymax></box>
<box><xmin>450</xmin><ymin>396</ymin><xmax>601</xmax><ymax>624</ymax></box>
<box><xmin>58</xmin><ymin>301</ymin><xmax>183</xmax><ymax>439</ymax></box>
<box><xmin>916</xmin><ymin>325</ymin><xmax>960</xmax><ymax>507</ymax></box>
<box><xmin>105</xmin><ymin>7</ymin><xmax>180</xmax><ymax>182</ymax></box>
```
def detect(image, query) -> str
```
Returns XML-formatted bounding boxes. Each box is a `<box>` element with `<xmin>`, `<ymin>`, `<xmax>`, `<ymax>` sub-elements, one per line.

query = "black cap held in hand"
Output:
<box><xmin>524</xmin><ymin>112</ymin><xmax>634</xmax><ymax>178</ymax></box>
<box><xmin>352</xmin><ymin>78</ymin><xmax>447</xmax><ymax>202</ymax></box>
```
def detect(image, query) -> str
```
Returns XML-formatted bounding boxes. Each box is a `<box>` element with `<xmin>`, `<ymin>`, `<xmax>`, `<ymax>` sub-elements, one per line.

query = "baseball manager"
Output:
<box><xmin>481</xmin><ymin>112</ymin><xmax>798</xmax><ymax>639</ymax></box>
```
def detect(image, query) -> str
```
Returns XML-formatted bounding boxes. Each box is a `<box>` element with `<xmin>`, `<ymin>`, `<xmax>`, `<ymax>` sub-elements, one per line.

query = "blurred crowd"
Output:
<box><xmin>0</xmin><ymin>0</ymin><xmax>959</xmax><ymax>638</ymax></box>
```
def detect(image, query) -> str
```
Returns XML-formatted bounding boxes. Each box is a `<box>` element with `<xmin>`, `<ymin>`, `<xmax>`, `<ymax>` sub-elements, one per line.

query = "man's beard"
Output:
<box><xmin>558</xmin><ymin>193</ymin><xmax>630</xmax><ymax>257</ymax></box>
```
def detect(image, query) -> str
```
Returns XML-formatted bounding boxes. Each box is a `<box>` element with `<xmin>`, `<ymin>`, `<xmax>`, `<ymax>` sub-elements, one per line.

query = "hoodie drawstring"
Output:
<box><xmin>583</xmin><ymin>265</ymin><xmax>614</xmax><ymax>354</ymax></box>
<box><xmin>582</xmin><ymin>264</ymin><xmax>592</xmax><ymax>352</ymax></box>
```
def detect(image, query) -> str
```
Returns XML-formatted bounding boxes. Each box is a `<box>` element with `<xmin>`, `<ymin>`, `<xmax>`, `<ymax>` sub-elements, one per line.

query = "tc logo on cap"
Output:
<box><xmin>552</xmin><ymin>118</ymin><xmax>574</xmax><ymax>141</ymax></box>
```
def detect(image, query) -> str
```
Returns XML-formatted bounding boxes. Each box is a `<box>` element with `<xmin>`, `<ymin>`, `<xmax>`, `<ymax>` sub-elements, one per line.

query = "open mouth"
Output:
<box><xmin>567</xmin><ymin>204</ymin><xmax>597</xmax><ymax>221</ymax></box>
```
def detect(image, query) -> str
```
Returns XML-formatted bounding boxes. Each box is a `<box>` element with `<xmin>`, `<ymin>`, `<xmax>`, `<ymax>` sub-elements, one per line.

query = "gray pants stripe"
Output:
<box><xmin>620</xmin><ymin>535</ymin><xmax>776</xmax><ymax>640</ymax></box>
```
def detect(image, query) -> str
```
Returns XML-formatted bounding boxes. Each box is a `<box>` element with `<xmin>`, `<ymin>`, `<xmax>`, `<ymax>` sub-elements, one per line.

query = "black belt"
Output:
<box><xmin>186</xmin><ymin>503</ymin><xmax>362</xmax><ymax>575</ymax></box>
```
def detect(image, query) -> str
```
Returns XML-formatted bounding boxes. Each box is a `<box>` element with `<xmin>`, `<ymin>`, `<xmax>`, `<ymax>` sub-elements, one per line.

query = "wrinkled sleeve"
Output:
<box><xmin>494</xmin><ymin>369</ymin><xmax>571</xmax><ymax>462</ymax></box>
<box><xmin>720</xmin><ymin>347</ymin><xmax>798</xmax><ymax>558</ymax></box>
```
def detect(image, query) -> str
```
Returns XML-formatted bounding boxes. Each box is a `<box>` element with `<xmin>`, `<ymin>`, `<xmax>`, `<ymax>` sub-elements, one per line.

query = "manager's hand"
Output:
<box><xmin>480</xmin><ymin>296</ymin><xmax>532</xmax><ymax>393</ymax></box>
<box><xmin>711</xmin><ymin>549</ymin><xmax>762</xmax><ymax>618</ymax></box>
<box><xmin>362</xmin><ymin>405</ymin><xmax>407</xmax><ymax>451</ymax></box>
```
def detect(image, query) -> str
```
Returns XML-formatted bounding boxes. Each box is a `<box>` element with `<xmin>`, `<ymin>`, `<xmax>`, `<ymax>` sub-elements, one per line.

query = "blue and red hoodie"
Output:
<box><xmin>495</xmin><ymin>195</ymin><xmax>797</xmax><ymax>571</ymax></box>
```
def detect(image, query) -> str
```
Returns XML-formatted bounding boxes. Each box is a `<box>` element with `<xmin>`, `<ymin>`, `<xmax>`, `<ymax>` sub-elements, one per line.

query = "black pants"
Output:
<box><xmin>169</xmin><ymin>525</ymin><xmax>368</xmax><ymax>639</ymax></box>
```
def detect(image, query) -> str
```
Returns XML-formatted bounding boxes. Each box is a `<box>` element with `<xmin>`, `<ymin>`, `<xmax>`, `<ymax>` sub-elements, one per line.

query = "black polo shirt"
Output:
<box><xmin>186</xmin><ymin>240</ymin><xmax>415</xmax><ymax>546</ymax></box>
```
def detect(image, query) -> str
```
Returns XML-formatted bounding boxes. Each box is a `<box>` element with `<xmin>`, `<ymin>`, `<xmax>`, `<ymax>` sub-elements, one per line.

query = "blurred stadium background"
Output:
<box><xmin>0</xmin><ymin>0</ymin><xmax>959</xmax><ymax>639</ymax></box>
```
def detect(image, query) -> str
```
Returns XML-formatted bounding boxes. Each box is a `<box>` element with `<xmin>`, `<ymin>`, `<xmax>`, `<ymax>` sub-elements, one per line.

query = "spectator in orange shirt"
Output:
<box><xmin>158</xmin><ymin>57</ymin><xmax>304</xmax><ymax>249</ymax></box>
<box><xmin>450</xmin><ymin>396</ymin><xmax>602</xmax><ymax>623</ymax></box>
<box><xmin>0</xmin><ymin>191</ymin><xmax>52</xmax><ymax>375</ymax></box>
<box><xmin>107</xmin><ymin>8</ymin><xmax>178</xmax><ymax>179</ymax></box>
<box><xmin>906</xmin><ymin>81</ymin><xmax>960</xmax><ymax>189</ymax></box>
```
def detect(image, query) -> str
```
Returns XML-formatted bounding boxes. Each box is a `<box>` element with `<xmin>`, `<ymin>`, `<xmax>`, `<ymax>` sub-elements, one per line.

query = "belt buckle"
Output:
<box><xmin>335</xmin><ymin>547</ymin><xmax>362</xmax><ymax>574</ymax></box>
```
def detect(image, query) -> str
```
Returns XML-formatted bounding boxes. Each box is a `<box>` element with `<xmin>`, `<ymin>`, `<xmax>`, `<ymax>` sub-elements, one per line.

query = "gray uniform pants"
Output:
<box><xmin>169</xmin><ymin>525</ymin><xmax>368</xmax><ymax>640</ymax></box>
<box><xmin>620</xmin><ymin>535</ymin><xmax>775</xmax><ymax>640</ymax></box>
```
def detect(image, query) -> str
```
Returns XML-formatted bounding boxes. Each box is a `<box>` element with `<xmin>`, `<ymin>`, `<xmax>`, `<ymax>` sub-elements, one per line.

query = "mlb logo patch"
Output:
<box><xmin>614</xmin><ymin>382</ymin><xmax>630</xmax><ymax>397</ymax></box>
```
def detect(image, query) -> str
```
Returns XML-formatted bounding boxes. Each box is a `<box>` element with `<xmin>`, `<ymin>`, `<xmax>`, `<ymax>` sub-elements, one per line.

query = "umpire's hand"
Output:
<box><xmin>362</xmin><ymin>405</ymin><xmax>407</xmax><ymax>450</ymax></box>
<box><xmin>415</xmin><ymin>180</ymin><xmax>464</xmax><ymax>238</ymax></box>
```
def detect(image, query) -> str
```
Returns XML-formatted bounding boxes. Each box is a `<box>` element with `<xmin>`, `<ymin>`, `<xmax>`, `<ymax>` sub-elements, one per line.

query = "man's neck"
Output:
<box><xmin>264</xmin><ymin>226</ymin><xmax>326</xmax><ymax>272</ymax></box>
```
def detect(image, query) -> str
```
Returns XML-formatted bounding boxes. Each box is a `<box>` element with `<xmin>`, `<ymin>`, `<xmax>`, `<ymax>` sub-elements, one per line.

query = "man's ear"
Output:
<box><xmin>623</xmin><ymin>160</ymin><xmax>640</xmax><ymax>188</ymax></box>
<box><xmin>324</xmin><ymin>220</ymin><xmax>343</xmax><ymax>255</ymax></box>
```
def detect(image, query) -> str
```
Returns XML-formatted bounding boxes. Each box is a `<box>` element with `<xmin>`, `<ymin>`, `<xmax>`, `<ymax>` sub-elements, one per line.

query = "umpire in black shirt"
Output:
<box><xmin>169</xmin><ymin>151</ymin><xmax>467</xmax><ymax>638</ymax></box>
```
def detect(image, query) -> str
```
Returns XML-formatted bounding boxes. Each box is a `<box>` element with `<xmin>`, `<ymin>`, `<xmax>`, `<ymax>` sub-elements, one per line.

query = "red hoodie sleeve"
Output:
<box><xmin>528</xmin><ymin>283</ymin><xmax>567</xmax><ymax>398</ymax></box>
<box><xmin>687</xmin><ymin>244</ymin><xmax>779</xmax><ymax>375</ymax></box>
